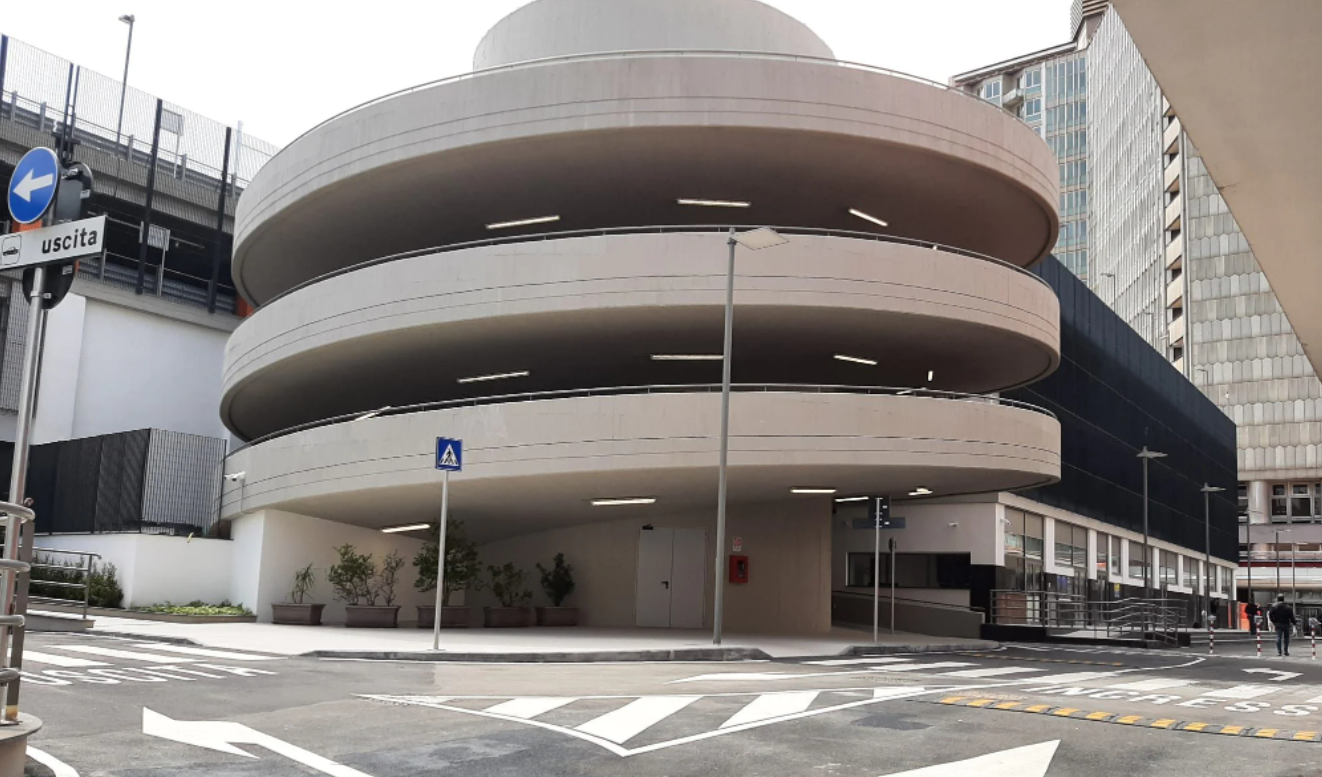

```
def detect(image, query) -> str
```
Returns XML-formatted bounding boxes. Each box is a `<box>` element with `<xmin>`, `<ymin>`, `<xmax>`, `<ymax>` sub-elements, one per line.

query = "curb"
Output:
<box><xmin>84</xmin><ymin>630</ymin><xmax>205</xmax><ymax>647</ymax></box>
<box><xmin>841</xmin><ymin>641</ymin><xmax>1000</xmax><ymax>656</ymax></box>
<box><xmin>305</xmin><ymin>647</ymin><xmax>772</xmax><ymax>663</ymax></box>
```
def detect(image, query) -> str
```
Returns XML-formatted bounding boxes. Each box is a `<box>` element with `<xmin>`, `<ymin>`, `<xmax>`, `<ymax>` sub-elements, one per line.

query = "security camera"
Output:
<box><xmin>225</xmin><ymin>472</ymin><xmax>246</xmax><ymax>483</ymax></box>
<box><xmin>948</xmin><ymin>522</ymin><xmax>959</xmax><ymax>528</ymax></box>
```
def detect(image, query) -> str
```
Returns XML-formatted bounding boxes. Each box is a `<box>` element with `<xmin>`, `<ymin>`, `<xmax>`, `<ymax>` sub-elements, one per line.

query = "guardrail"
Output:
<box><xmin>256</xmin><ymin>223</ymin><xmax>1052</xmax><ymax>310</ymax></box>
<box><xmin>29</xmin><ymin>547</ymin><xmax>100</xmax><ymax>621</ymax></box>
<box><xmin>0</xmin><ymin>501</ymin><xmax>34</xmax><ymax>718</ymax></box>
<box><xmin>231</xmin><ymin>382</ymin><xmax>1057</xmax><ymax>453</ymax></box>
<box><xmin>991</xmin><ymin>589</ymin><xmax>1184</xmax><ymax>646</ymax></box>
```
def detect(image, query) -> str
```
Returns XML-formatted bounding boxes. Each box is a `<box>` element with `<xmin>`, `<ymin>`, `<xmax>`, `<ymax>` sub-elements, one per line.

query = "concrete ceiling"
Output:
<box><xmin>1113</xmin><ymin>0</ymin><xmax>1322</xmax><ymax>371</ymax></box>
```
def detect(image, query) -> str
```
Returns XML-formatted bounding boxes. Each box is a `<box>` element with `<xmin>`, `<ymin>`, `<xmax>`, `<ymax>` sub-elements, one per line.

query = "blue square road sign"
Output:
<box><xmin>436</xmin><ymin>437</ymin><xmax>463</xmax><ymax>471</ymax></box>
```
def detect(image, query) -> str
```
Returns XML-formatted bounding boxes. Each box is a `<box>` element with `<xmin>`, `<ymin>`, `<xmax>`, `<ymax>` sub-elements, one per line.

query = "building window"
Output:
<box><xmin>1272</xmin><ymin>485</ymin><xmax>1288</xmax><ymax>520</ymax></box>
<box><xmin>1221</xmin><ymin>566</ymin><xmax>1232</xmax><ymax>594</ymax></box>
<box><xmin>1238</xmin><ymin>483</ymin><xmax>1249</xmax><ymax>521</ymax></box>
<box><xmin>1128</xmin><ymin>542</ymin><xmax>1148</xmax><ymax>581</ymax></box>
<box><xmin>982</xmin><ymin>81</ymin><xmax>1001</xmax><ymax>101</ymax></box>
<box><xmin>1055</xmin><ymin>522</ymin><xmax>1086</xmax><ymax>568</ymax></box>
<box><xmin>846</xmin><ymin>553</ymin><xmax>971</xmax><ymax>589</ymax></box>
<box><xmin>1160</xmin><ymin>551</ymin><xmax>1177</xmax><ymax>588</ymax></box>
<box><xmin>1021</xmin><ymin>69</ymin><xmax>1041</xmax><ymax>90</ymax></box>
<box><xmin>846</xmin><ymin>553</ymin><xmax>874</xmax><ymax>588</ymax></box>
<box><xmin>1096</xmin><ymin>531</ymin><xmax>1109</xmax><ymax>577</ymax></box>
<box><xmin>1183</xmin><ymin>556</ymin><xmax>1198</xmax><ymax>588</ymax></box>
<box><xmin>1004</xmin><ymin>509</ymin><xmax>1044</xmax><ymax>591</ymax></box>
<box><xmin>1292</xmin><ymin>484</ymin><xmax>1314</xmax><ymax>520</ymax></box>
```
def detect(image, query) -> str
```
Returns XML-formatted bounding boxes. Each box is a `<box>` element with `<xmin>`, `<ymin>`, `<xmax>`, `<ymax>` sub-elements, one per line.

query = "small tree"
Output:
<box><xmin>327</xmin><ymin>545</ymin><xmax>376</xmax><ymax>605</ymax></box>
<box><xmin>375</xmin><ymin>551</ymin><xmax>405</xmax><ymax>607</ymax></box>
<box><xmin>486</xmin><ymin>562</ymin><xmax>532</xmax><ymax>608</ymax></box>
<box><xmin>414</xmin><ymin>520</ymin><xmax>483</xmax><ymax>605</ymax></box>
<box><xmin>536</xmin><ymin>554</ymin><xmax>576</xmax><ymax>607</ymax></box>
<box><xmin>290</xmin><ymin>564</ymin><xmax>317</xmax><ymax>604</ymax></box>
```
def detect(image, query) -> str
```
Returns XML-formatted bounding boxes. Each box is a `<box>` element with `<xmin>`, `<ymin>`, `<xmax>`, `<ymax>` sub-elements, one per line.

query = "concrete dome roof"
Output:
<box><xmin>474</xmin><ymin>0</ymin><xmax>835</xmax><ymax>69</ymax></box>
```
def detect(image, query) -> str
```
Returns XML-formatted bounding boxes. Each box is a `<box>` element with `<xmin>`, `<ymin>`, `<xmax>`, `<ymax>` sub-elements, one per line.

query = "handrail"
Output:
<box><xmin>230</xmin><ymin>382</ymin><xmax>1057</xmax><ymax>454</ymax></box>
<box><xmin>989</xmin><ymin>589</ymin><xmax>1184</xmax><ymax>645</ymax></box>
<box><xmin>30</xmin><ymin>547</ymin><xmax>99</xmax><ymax>621</ymax></box>
<box><xmin>272</xmin><ymin>48</ymin><xmax>1025</xmax><ymax>165</ymax></box>
<box><xmin>252</xmin><ymin>223</ymin><xmax>1052</xmax><ymax>310</ymax></box>
<box><xmin>832</xmin><ymin>589</ymin><xmax>982</xmax><ymax>614</ymax></box>
<box><xmin>0</xmin><ymin>502</ymin><xmax>35</xmax><ymax>707</ymax></box>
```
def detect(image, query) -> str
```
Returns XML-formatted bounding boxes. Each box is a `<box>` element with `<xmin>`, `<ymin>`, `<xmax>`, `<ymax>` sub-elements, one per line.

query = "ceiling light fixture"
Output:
<box><xmin>909</xmin><ymin>487</ymin><xmax>933</xmax><ymax>497</ymax></box>
<box><xmin>927</xmin><ymin>370</ymin><xmax>935</xmax><ymax>382</ymax></box>
<box><xmin>486</xmin><ymin>215</ymin><xmax>561</xmax><ymax>230</ymax></box>
<box><xmin>849</xmin><ymin>209</ymin><xmax>890</xmax><ymax>228</ymax></box>
<box><xmin>678</xmin><ymin>199</ymin><xmax>751</xmax><ymax>208</ymax></box>
<box><xmin>791</xmin><ymin>488</ymin><xmax>838</xmax><ymax>495</ymax></box>
<box><xmin>834</xmin><ymin>496</ymin><xmax>869</xmax><ymax>503</ymax></box>
<box><xmin>457</xmin><ymin>371</ymin><xmax>530</xmax><ymax>384</ymax></box>
<box><xmin>651</xmin><ymin>355</ymin><xmax>724</xmax><ymax>361</ymax></box>
<box><xmin>834</xmin><ymin>354</ymin><xmax>878</xmax><ymax>366</ymax></box>
<box><xmin>591</xmin><ymin>498</ymin><xmax>658</xmax><ymax>507</ymax></box>
<box><xmin>381</xmin><ymin>523</ymin><xmax>431</xmax><ymax>534</ymax></box>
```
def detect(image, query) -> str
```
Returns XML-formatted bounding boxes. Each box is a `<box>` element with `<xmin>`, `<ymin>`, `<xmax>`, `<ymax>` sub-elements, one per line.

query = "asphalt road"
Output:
<box><xmin>20</xmin><ymin>632</ymin><xmax>1322</xmax><ymax>776</ymax></box>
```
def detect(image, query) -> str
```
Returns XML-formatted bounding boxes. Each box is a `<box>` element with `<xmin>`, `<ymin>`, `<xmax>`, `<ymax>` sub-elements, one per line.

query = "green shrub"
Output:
<box><xmin>30</xmin><ymin>556</ymin><xmax>123</xmax><ymax>609</ymax></box>
<box><xmin>136</xmin><ymin>602</ymin><xmax>253</xmax><ymax>617</ymax></box>
<box><xmin>536</xmin><ymin>553</ymin><xmax>576</xmax><ymax>607</ymax></box>
<box><xmin>486</xmin><ymin>562</ymin><xmax>532</xmax><ymax>608</ymax></box>
<box><xmin>327</xmin><ymin>545</ymin><xmax>376</xmax><ymax>605</ymax></box>
<box><xmin>414</xmin><ymin>520</ymin><xmax>483</xmax><ymax>605</ymax></box>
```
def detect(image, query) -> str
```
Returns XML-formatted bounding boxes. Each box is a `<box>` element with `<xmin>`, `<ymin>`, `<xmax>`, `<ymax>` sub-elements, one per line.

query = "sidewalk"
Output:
<box><xmin>80</xmin><ymin>616</ymin><xmax>994</xmax><ymax>661</ymax></box>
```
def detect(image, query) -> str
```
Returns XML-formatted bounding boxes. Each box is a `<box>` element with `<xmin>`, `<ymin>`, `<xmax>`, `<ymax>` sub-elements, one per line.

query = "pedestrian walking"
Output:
<box><xmin>1246</xmin><ymin>601</ymin><xmax>1261</xmax><ymax>636</ymax></box>
<box><xmin>1270</xmin><ymin>594</ymin><xmax>1298</xmax><ymax>657</ymax></box>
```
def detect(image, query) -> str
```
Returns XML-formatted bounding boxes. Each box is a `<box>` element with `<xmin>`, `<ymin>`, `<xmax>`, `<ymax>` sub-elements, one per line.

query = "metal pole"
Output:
<box><xmin>0</xmin><ymin>36</ymin><xmax>9</xmax><ymax>121</ymax></box>
<box><xmin>1247</xmin><ymin>520</ymin><xmax>1254</xmax><ymax>613</ymax></box>
<box><xmin>1142</xmin><ymin>455</ymin><xmax>1151</xmax><ymax>602</ymax></box>
<box><xmin>207</xmin><ymin>127</ymin><xmax>232</xmax><ymax>313</ymax></box>
<box><xmin>1276</xmin><ymin>530</ymin><xmax>1282</xmax><ymax>597</ymax></box>
<box><xmin>1292</xmin><ymin>543</ymin><xmax>1297</xmax><ymax>606</ymax></box>
<box><xmin>431</xmin><ymin>470</ymin><xmax>449</xmax><ymax>652</ymax></box>
<box><xmin>115</xmin><ymin>17</ymin><xmax>134</xmax><ymax>151</ymax></box>
<box><xmin>712</xmin><ymin>230</ymin><xmax>736</xmax><ymax>646</ymax></box>
<box><xmin>135</xmin><ymin>98</ymin><xmax>163</xmax><ymax>295</ymax></box>
<box><xmin>1204</xmin><ymin>488</ymin><xmax>1212</xmax><ymax>626</ymax></box>
<box><xmin>0</xmin><ymin>265</ymin><xmax>46</xmax><ymax>721</ymax></box>
<box><xmin>890</xmin><ymin>539</ymin><xmax>896</xmax><ymax>636</ymax></box>
<box><xmin>872</xmin><ymin>509</ymin><xmax>879</xmax><ymax>644</ymax></box>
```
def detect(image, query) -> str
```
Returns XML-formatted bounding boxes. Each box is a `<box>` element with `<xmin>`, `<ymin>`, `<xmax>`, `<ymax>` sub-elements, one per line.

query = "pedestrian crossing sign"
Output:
<box><xmin>436</xmin><ymin>437</ymin><xmax>463</xmax><ymax>472</ymax></box>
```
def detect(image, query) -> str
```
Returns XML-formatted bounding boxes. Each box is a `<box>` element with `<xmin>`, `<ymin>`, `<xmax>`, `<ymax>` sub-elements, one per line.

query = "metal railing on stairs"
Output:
<box><xmin>0</xmin><ymin>501</ymin><xmax>34</xmax><ymax>722</ymax></box>
<box><xmin>29</xmin><ymin>548</ymin><xmax>100</xmax><ymax>620</ymax></box>
<box><xmin>990</xmin><ymin>590</ymin><xmax>1183</xmax><ymax>646</ymax></box>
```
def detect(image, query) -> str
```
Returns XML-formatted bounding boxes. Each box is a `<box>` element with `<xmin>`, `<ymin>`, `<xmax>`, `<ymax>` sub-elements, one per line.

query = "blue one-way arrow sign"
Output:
<box><xmin>8</xmin><ymin>147</ymin><xmax>60</xmax><ymax>225</ymax></box>
<box><xmin>436</xmin><ymin>438</ymin><xmax>463</xmax><ymax>472</ymax></box>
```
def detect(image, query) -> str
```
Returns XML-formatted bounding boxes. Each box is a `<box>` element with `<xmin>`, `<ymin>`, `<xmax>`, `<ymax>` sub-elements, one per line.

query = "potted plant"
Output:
<box><xmin>271</xmin><ymin>564</ymin><xmax>324</xmax><ymax>625</ymax></box>
<box><xmin>414</xmin><ymin>520</ymin><xmax>483</xmax><ymax>629</ymax></box>
<box><xmin>327</xmin><ymin>545</ymin><xmax>403</xmax><ymax>628</ymax></box>
<box><xmin>483</xmin><ymin>562</ymin><xmax>532</xmax><ymax>628</ymax></box>
<box><xmin>534</xmin><ymin>553</ymin><xmax>579</xmax><ymax>627</ymax></box>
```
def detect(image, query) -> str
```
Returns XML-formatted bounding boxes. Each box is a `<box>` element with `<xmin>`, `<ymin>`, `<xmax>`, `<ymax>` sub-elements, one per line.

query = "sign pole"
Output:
<box><xmin>432</xmin><ymin>469</ymin><xmax>449</xmax><ymax>652</ymax></box>
<box><xmin>873</xmin><ymin>509</ymin><xmax>880</xmax><ymax>645</ymax></box>
<box><xmin>890</xmin><ymin>538</ymin><xmax>897</xmax><ymax>637</ymax></box>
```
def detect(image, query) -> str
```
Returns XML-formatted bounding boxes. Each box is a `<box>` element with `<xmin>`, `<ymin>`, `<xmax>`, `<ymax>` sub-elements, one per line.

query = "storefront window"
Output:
<box><xmin>1160</xmin><ymin>551</ymin><xmax>1176</xmax><ymax>588</ymax></box>
<box><xmin>1055</xmin><ymin>522</ymin><xmax>1086</xmax><ymax>568</ymax></box>
<box><xmin>1128</xmin><ymin>542</ymin><xmax>1147</xmax><ymax>581</ymax></box>
<box><xmin>1095</xmin><ymin>531</ymin><xmax>1109</xmax><ymax>578</ymax></box>
<box><xmin>1004</xmin><ymin>509</ymin><xmax>1044</xmax><ymax>591</ymax></box>
<box><xmin>1183</xmin><ymin>556</ymin><xmax>1198</xmax><ymax>588</ymax></box>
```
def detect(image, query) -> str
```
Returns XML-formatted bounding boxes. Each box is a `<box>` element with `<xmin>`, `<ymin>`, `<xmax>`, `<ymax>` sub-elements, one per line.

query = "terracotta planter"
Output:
<box><xmin>484</xmin><ymin>606</ymin><xmax>531</xmax><ymax>628</ymax></box>
<box><xmin>271</xmin><ymin>603</ymin><xmax>324</xmax><ymax>626</ymax></box>
<box><xmin>344</xmin><ymin>605</ymin><xmax>400</xmax><ymax>628</ymax></box>
<box><xmin>535</xmin><ymin>607</ymin><xmax>579</xmax><ymax>627</ymax></box>
<box><xmin>416</xmin><ymin>605</ymin><xmax>472</xmax><ymax>629</ymax></box>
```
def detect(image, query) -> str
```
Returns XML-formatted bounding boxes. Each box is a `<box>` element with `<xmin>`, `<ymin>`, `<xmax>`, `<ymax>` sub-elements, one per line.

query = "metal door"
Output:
<box><xmin>635</xmin><ymin>528</ymin><xmax>675</xmax><ymax>627</ymax></box>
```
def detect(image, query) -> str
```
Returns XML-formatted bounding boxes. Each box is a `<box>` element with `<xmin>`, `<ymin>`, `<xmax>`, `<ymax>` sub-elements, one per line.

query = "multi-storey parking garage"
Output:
<box><xmin>219</xmin><ymin>0</ymin><xmax>1236</xmax><ymax>635</ymax></box>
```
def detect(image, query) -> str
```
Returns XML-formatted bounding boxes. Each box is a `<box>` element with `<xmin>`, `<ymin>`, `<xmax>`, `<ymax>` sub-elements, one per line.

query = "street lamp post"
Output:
<box><xmin>1274</xmin><ymin>529</ymin><xmax>1290</xmax><ymax>600</ymax></box>
<box><xmin>1201</xmin><ymin>484</ymin><xmax>1225</xmax><ymax>626</ymax></box>
<box><xmin>712</xmin><ymin>227</ymin><xmax>788</xmax><ymax>646</ymax></box>
<box><xmin>1292</xmin><ymin>542</ymin><xmax>1299</xmax><ymax>606</ymax></box>
<box><xmin>115</xmin><ymin>14</ymin><xmax>135</xmax><ymax>153</ymax></box>
<box><xmin>1137</xmin><ymin>447</ymin><xmax>1167</xmax><ymax>602</ymax></box>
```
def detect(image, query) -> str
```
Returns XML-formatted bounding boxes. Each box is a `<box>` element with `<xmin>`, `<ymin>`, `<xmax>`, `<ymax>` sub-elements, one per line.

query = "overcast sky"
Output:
<box><xmin>2</xmin><ymin>0</ymin><xmax>1070</xmax><ymax>146</ymax></box>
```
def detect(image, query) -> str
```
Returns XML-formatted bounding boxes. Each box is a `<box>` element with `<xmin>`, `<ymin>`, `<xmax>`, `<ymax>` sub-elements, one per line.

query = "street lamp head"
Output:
<box><xmin>1201</xmin><ymin>484</ymin><xmax>1226</xmax><ymax>494</ymax></box>
<box><xmin>119</xmin><ymin>14</ymin><xmax>135</xmax><ymax>24</ymax></box>
<box><xmin>731</xmin><ymin>227</ymin><xmax>789</xmax><ymax>251</ymax></box>
<box><xmin>1136</xmin><ymin>447</ymin><xmax>1167</xmax><ymax>460</ymax></box>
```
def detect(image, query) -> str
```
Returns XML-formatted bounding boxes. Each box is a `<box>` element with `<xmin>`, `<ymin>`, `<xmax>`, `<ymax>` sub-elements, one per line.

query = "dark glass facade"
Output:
<box><xmin>1006</xmin><ymin>257</ymin><xmax>1239</xmax><ymax>562</ymax></box>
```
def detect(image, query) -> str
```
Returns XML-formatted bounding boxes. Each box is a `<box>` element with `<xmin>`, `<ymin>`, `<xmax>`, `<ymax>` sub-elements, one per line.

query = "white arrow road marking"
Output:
<box><xmin>27</xmin><ymin>747</ymin><xmax>80</xmax><ymax>777</ymax></box>
<box><xmin>1244</xmin><ymin>668</ymin><xmax>1302</xmax><ymax>682</ymax></box>
<box><xmin>1199</xmin><ymin>684</ymin><xmax>1275</xmax><ymax>700</ymax></box>
<box><xmin>130</xmin><ymin>643</ymin><xmax>282</xmax><ymax>661</ymax></box>
<box><xmin>879</xmin><ymin>740</ymin><xmax>1060</xmax><ymax>777</ymax></box>
<box><xmin>12</xmin><ymin>170</ymin><xmax>55</xmax><ymax>202</ymax></box>
<box><xmin>142</xmin><ymin>709</ymin><xmax>373</xmax><ymax>777</ymax></box>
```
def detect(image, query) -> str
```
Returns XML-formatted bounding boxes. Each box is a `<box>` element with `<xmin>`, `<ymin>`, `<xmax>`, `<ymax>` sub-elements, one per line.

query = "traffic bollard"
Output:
<box><xmin>1257</xmin><ymin>631</ymin><xmax>1262</xmax><ymax>659</ymax></box>
<box><xmin>1208</xmin><ymin>625</ymin><xmax>1214</xmax><ymax>655</ymax></box>
<box><xmin>1313</xmin><ymin>633</ymin><xmax>1316</xmax><ymax>661</ymax></box>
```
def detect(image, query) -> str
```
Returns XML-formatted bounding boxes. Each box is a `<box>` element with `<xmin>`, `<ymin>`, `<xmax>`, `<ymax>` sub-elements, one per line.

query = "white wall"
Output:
<box><xmin>31</xmin><ymin>294</ymin><xmax>85</xmax><ymax>444</ymax></box>
<box><xmin>34</xmin><ymin>533</ymin><xmax>234</xmax><ymax>608</ymax></box>
<box><xmin>229</xmin><ymin>510</ymin><xmax>431</xmax><ymax>624</ymax></box>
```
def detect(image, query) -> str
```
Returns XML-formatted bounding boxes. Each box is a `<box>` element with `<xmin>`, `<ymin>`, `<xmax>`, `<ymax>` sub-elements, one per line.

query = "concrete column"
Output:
<box><xmin>1248</xmin><ymin>480</ymin><xmax>1270</xmax><ymax>555</ymax></box>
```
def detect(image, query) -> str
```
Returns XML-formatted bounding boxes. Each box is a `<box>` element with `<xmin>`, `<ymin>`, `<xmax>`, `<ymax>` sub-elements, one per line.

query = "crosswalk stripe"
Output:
<box><xmin>485</xmin><ymin>697</ymin><xmax>577</xmax><ymax>719</ymax></box>
<box><xmin>1103</xmin><ymin>678</ymin><xmax>1194</xmax><ymax>691</ymax></box>
<box><xmin>1028</xmin><ymin>671</ymin><xmax>1120</xmax><ymax>684</ymax></box>
<box><xmin>55</xmin><ymin>645</ymin><xmax>198</xmax><ymax>664</ymax></box>
<box><xmin>1199</xmin><ymin>685</ymin><xmax>1275</xmax><ymax>700</ymax></box>
<box><xmin>803</xmin><ymin>658</ymin><xmax>915</xmax><ymax>667</ymax></box>
<box><xmin>576</xmin><ymin>696</ymin><xmax>701</xmax><ymax>744</ymax></box>
<box><xmin>130</xmin><ymin>643</ymin><xmax>281</xmax><ymax>661</ymax></box>
<box><xmin>21</xmin><ymin>650</ymin><xmax>110</xmax><ymax>668</ymax></box>
<box><xmin>720</xmin><ymin>691</ymin><xmax>819</xmax><ymax>729</ymax></box>
<box><xmin>873</xmin><ymin>662</ymin><xmax>976</xmax><ymax>673</ymax></box>
<box><xmin>942</xmin><ymin>666</ymin><xmax>1047</xmax><ymax>678</ymax></box>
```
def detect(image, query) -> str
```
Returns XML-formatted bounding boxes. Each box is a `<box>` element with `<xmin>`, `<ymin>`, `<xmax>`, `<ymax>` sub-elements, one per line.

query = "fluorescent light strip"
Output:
<box><xmin>849</xmin><ymin>209</ymin><xmax>890</xmax><ymax>228</ymax></box>
<box><xmin>486</xmin><ymin>215</ymin><xmax>561</xmax><ymax>230</ymax></box>
<box><xmin>382</xmin><ymin>523</ymin><xmax>431</xmax><ymax>534</ymax></box>
<box><xmin>457</xmin><ymin>371</ymin><xmax>530</xmax><ymax>384</ymax></box>
<box><xmin>677</xmin><ymin>199</ymin><xmax>751</xmax><ymax>208</ymax></box>
<box><xmin>927</xmin><ymin>370</ymin><xmax>935</xmax><ymax>382</ymax></box>
<box><xmin>834</xmin><ymin>354</ymin><xmax>878</xmax><ymax>366</ymax></box>
<box><xmin>834</xmin><ymin>496</ymin><xmax>869</xmax><ymax>503</ymax></box>
<box><xmin>652</xmin><ymin>355</ymin><xmax>724</xmax><ymax>361</ymax></box>
<box><xmin>591</xmin><ymin>498</ymin><xmax>657</xmax><ymax>507</ymax></box>
<box><xmin>909</xmin><ymin>487</ymin><xmax>933</xmax><ymax>497</ymax></box>
<box><xmin>791</xmin><ymin>488</ymin><xmax>838</xmax><ymax>495</ymax></box>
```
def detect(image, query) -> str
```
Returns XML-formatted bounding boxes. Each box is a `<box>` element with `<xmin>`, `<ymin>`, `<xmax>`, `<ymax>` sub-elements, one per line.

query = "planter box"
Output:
<box><xmin>271</xmin><ymin>603</ymin><xmax>325</xmax><ymax>626</ymax></box>
<box><xmin>484</xmin><ymin>607</ymin><xmax>531</xmax><ymax>628</ymax></box>
<box><xmin>535</xmin><ymin>607</ymin><xmax>579</xmax><ymax>627</ymax></box>
<box><xmin>344</xmin><ymin>605</ymin><xmax>400</xmax><ymax>629</ymax></box>
<box><xmin>416</xmin><ymin>605</ymin><xmax>471</xmax><ymax>629</ymax></box>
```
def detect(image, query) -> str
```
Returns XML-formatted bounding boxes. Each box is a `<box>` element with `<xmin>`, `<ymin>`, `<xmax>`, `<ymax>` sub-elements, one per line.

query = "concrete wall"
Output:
<box><xmin>228</xmin><ymin>509</ymin><xmax>431</xmax><ymax>624</ymax></box>
<box><xmin>473</xmin><ymin>499</ymin><xmax>833</xmax><ymax>634</ymax></box>
<box><xmin>34</xmin><ymin>533</ymin><xmax>234</xmax><ymax>609</ymax></box>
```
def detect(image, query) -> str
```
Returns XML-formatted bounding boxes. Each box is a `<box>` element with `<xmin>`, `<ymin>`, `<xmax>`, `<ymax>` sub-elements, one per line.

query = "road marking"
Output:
<box><xmin>1028</xmin><ymin>671</ymin><xmax>1120</xmax><ymax>684</ymax></box>
<box><xmin>1244</xmin><ymin>668</ymin><xmax>1301</xmax><ymax>682</ymax></box>
<box><xmin>720</xmin><ymin>691</ymin><xmax>818</xmax><ymax>728</ymax></box>
<box><xmin>131</xmin><ymin>644</ymin><xmax>282</xmax><ymax>662</ymax></box>
<box><xmin>873</xmin><ymin>662</ymin><xmax>976</xmax><ymax>673</ymax></box>
<box><xmin>575</xmin><ymin>696</ymin><xmax>702</xmax><ymax>744</ymax></box>
<box><xmin>1200</xmin><ymin>685</ymin><xmax>1275</xmax><ymax>700</ymax></box>
<box><xmin>21</xmin><ymin>651</ymin><xmax>109</xmax><ymax>668</ymax></box>
<box><xmin>669</xmin><ymin>670</ymin><xmax>879</xmax><ymax>684</ymax></box>
<box><xmin>55</xmin><ymin>645</ymin><xmax>199</xmax><ymax>664</ymax></box>
<box><xmin>942</xmin><ymin>667</ymin><xmax>1046</xmax><ymax>679</ymax></box>
<box><xmin>144</xmin><ymin>708</ymin><xmax>372</xmax><ymax>776</ymax></box>
<box><xmin>804</xmin><ymin>658</ymin><xmax>915</xmax><ymax>667</ymax></box>
<box><xmin>27</xmin><ymin>747</ymin><xmax>79</xmax><ymax>776</ymax></box>
<box><xmin>1103</xmin><ymin>679</ymin><xmax>1194</xmax><ymax>692</ymax></box>
<box><xmin>878</xmin><ymin>740</ymin><xmax>1059</xmax><ymax>777</ymax></box>
<box><xmin>484</xmin><ymin>697</ymin><xmax>577</xmax><ymax>719</ymax></box>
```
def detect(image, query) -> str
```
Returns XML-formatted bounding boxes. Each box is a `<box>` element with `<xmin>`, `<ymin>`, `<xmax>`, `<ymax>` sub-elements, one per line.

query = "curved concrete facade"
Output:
<box><xmin>474</xmin><ymin>0</ymin><xmax>835</xmax><ymax>69</ymax></box>
<box><xmin>233</xmin><ymin>54</ymin><xmax>1059</xmax><ymax>305</ymax></box>
<box><xmin>221</xmin><ymin>233</ymin><xmax>1061</xmax><ymax>440</ymax></box>
<box><xmin>219</xmin><ymin>391</ymin><xmax>1060</xmax><ymax>541</ymax></box>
